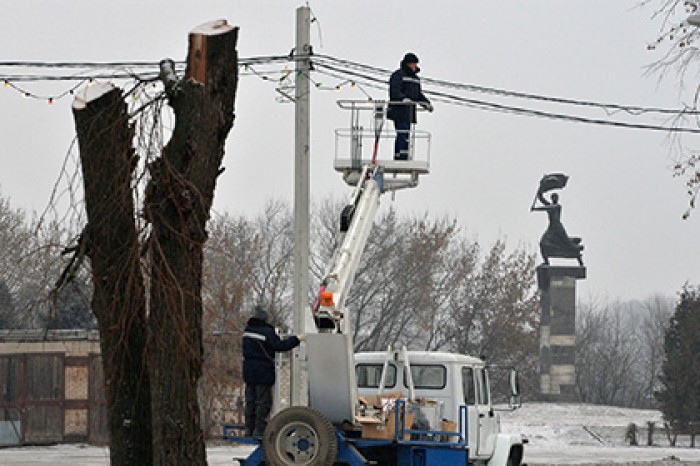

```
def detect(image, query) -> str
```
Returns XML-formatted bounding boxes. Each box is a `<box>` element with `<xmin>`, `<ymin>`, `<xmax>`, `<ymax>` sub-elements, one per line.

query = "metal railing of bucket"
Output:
<box><xmin>334</xmin><ymin>100</ymin><xmax>431</xmax><ymax>175</ymax></box>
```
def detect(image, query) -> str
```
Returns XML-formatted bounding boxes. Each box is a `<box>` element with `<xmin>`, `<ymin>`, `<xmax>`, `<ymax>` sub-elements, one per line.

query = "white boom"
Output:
<box><xmin>304</xmin><ymin>100</ymin><xmax>429</xmax><ymax>423</ymax></box>
<box><xmin>319</xmin><ymin>165</ymin><xmax>381</xmax><ymax>333</ymax></box>
<box><xmin>304</xmin><ymin>165</ymin><xmax>381</xmax><ymax>423</ymax></box>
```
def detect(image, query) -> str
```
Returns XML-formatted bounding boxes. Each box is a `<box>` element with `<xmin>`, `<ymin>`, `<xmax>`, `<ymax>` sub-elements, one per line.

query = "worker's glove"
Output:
<box><xmin>297</xmin><ymin>334</ymin><xmax>306</xmax><ymax>342</ymax></box>
<box><xmin>421</xmin><ymin>102</ymin><xmax>434</xmax><ymax>112</ymax></box>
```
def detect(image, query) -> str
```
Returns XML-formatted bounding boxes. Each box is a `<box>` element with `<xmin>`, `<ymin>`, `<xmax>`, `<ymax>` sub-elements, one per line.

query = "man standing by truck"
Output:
<box><xmin>387</xmin><ymin>52</ymin><xmax>433</xmax><ymax>160</ymax></box>
<box><xmin>243</xmin><ymin>305</ymin><xmax>304</xmax><ymax>437</ymax></box>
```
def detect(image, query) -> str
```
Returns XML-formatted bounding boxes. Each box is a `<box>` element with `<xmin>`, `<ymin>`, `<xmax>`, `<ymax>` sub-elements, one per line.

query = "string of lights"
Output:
<box><xmin>5</xmin><ymin>52</ymin><xmax>698</xmax><ymax>114</ymax></box>
<box><xmin>2</xmin><ymin>79</ymin><xmax>88</xmax><ymax>104</ymax></box>
<box><xmin>3</xmin><ymin>68</ymin><xmax>295</xmax><ymax>83</ymax></box>
<box><xmin>0</xmin><ymin>55</ymin><xmax>295</xmax><ymax>103</ymax></box>
<box><xmin>4</xmin><ymin>53</ymin><xmax>700</xmax><ymax>135</ymax></box>
<box><xmin>312</xmin><ymin>68</ymin><xmax>380</xmax><ymax>99</ymax></box>
<box><xmin>1</xmin><ymin>60</ymin><xmax>297</xmax><ymax>104</ymax></box>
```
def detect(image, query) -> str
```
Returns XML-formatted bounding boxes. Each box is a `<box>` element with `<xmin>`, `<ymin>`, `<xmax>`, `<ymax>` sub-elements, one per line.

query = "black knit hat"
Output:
<box><xmin>253</xmin><ymin>305</ymin><xmax>270</xmax><ymax>322</ymax></box>
<box><xmin>403</xmin><ymin>53</ymin><xmax>419</xmax><ymax>64</ymax></box>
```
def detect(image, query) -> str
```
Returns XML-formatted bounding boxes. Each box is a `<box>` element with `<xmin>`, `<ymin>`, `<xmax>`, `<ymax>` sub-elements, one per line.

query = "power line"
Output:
<box><xmin>0</xmin><ymin>55</ymin><xmax>291</xmax><ymax>69</ymax></box>
<box><xmin>313</xmin><ymin>61</ymin><xmax>700</xmax><ymax>135</ymax></box>
<box><xmin>1</xmin><ymin>62</ymin><xmax>295</xmax><ymax>103</ymax></box>
<box><xmin>314</xmin><ymin>54</ymin><xmax>700</xmax><ymax>116</ymax></box>
<box><xmin>426</xmin><ymin>89</ymin><xmax>700</xmax><ymax>134</ymax></box>
<box><xmin>5</xmin><ymin>53</ymin><xmax>698</xmax><ymax>116</ymax></box>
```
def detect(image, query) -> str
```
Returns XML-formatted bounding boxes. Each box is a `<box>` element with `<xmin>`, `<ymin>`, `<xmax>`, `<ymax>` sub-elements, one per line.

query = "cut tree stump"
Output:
<box><xmin>73</xmin><ymin>85</ymin><xmax>152</xmax><ymax>466</ymax></box>
<box><xmin>146</xmin><ymin>20</ymin><xmax>239</xmax><ymax>466</ymax></box>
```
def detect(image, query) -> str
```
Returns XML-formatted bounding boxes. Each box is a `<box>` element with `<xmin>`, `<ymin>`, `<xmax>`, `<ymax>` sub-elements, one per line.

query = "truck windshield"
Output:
<box><xmin>356</xmin><ymin>363</ymin><xmax>396</xmax><ymax>388</ymax></box>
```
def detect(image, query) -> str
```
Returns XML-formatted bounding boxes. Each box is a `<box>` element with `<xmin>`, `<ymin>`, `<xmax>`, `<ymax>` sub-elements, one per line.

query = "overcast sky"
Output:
<box><xmin>1</xmin><ymin>1</ymin><xmax>699</xmax><ymax>301</ymax></box>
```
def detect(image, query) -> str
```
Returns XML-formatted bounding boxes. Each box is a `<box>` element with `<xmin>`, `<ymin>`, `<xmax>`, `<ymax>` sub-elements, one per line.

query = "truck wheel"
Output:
<box><xmin>262</xmin><ymin>406</ymin><xmax>337</xmax><ymax>466</ymax></box>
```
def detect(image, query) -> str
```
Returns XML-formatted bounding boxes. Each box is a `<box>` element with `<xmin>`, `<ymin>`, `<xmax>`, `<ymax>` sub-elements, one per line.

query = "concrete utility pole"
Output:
<box><xmin>291</xmin><ymin>5</ymin><xmax>311</xmax><ymax>407</ymax></box>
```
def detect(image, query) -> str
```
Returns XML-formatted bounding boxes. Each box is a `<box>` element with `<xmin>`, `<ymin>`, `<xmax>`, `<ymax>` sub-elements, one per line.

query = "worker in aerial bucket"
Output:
<box><xmin>242</xmin><ymin>305</ymin><xmax>304</xmax><ymax>437</ymax></box>
<box><xmin>387</xmin><ymin>52</ymin><xmax>433</xmax><ymax>160</ymax></box>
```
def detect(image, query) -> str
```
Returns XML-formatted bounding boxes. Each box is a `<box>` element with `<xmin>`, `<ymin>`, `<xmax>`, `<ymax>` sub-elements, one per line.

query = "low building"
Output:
<box><xmin>0</xmin><ymin>330</ymin><xmax>106</xmax><ymax>446</ymax></box>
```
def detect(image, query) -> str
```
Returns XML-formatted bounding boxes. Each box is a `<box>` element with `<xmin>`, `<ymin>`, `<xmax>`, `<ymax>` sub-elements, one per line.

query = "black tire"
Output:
<box><xmin>262</xmin><ymin>406</ymin><xmax>337</xmax><ymax>466</ymax></box>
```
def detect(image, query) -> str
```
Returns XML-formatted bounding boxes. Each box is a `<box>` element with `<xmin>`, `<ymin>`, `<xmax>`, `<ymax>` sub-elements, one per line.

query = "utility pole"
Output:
<box><xmin>291</xmin><ymin>5</ymin><xmax>311</xmax><ymax>407</ymax></box>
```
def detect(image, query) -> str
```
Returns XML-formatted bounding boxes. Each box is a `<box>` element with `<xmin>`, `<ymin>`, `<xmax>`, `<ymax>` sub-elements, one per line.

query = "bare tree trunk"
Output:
<box><xmin>73</xmin><ymin>86</ymin><xmax>152</xmax><ymax>465</ymax></box>
<box><xmin>146</xmin><ymin>21</ymin><xmax>238</xmax><ymax>466</ymax></box>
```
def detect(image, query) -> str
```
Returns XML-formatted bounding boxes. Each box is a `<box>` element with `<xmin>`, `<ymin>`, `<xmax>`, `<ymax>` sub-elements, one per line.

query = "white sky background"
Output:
<box><xmin>1</xmin><ymin>1</ymin><xmax>699</xmax><ymax>301</ymax></box>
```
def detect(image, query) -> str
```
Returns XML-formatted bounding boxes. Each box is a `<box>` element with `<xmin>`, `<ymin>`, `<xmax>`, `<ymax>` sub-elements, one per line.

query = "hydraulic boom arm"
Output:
<box><xmin>315</xmin><ymin>164</ymin><xmax>382</xmax><ymax>334</ymax></box>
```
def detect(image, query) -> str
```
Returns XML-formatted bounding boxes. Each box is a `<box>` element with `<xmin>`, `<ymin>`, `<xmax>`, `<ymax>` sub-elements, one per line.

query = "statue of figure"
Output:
<box><xmin>530</xmin><ymin>174</ymin><xmax>584</xmax><ymax>266</ymax></box>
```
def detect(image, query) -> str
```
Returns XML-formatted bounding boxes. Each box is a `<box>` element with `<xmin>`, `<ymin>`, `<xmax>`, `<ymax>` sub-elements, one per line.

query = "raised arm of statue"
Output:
<box><xmin>531</xmin><ymin>189</ymin><xmax>552</xmax><ymax>211</ymax></box>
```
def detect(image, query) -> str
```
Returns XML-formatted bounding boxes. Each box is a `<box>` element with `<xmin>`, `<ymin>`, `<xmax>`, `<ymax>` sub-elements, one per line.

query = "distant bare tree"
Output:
<box><xmin>576</xmin><ymin>302</ymin><xmax>641</xmax><ymax>405</ymax></box>
<box><xmin>0</xmin><ymin>195</ymin><xmax>80</xmax><ymax>329</ymax></box>
<box><xmin>0</xmin><ymin>194</ymin><xmax>36</xmax><ymax>328</ymax></box>
<box><xmin>443</xmin><ymin>240</ymin><xmax>540</xmax><ymax>396</ymax></box>
<box><xmin>576</xmin><ymin>295</ymin><xmax>673</xmax><ymax>408</ymax></box>
<box><xmin>248</xmin><ymin>201</ymin><xmax>295</xmax><ymax>329</ymax></box>
<box><xmin>203</xmin><ymin>213</ymin><xmax>257</xmax><ymax>335</ymax></box>
<box><xmin>0</xmin><ymin>194</ymin><xmax>31</xmax><ymax>307</ymax></box>
<box><xmin>639</xmin><ymin>295</ymin><xmax>674</xmax><ymax>406</ymax></box>
<box><xmin>200</xmin><ymin>213</ymin><xmax>256</xmax><ymax>436</ymax></box>
<box><xmin>645</xmin><ymin>0</ymin><xmax>700</xmax><ymax>216</ymax></box>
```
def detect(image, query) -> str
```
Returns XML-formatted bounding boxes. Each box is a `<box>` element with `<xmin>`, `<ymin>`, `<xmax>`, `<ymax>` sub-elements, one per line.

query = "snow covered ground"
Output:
<box><xmin>0</xmin><ymin>444</ymin><xmax>256</xmax><ymax>465</ymax></box>
<box><xmin>1</xmin><ymin>403</ymin><xmax>699</xmax><ymax>465</ymax></box>
<box><xmin>501</xmin><ymin>403</ymin><xmax>700</xmax><ymax>465</ymax></box>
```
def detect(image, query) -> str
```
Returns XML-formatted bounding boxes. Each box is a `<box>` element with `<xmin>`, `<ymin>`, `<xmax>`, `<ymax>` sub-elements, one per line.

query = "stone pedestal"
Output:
<box><xmin>537</xmin><ymin>265</ymin><xmax>586</xmax><ymax>402</ymax></box>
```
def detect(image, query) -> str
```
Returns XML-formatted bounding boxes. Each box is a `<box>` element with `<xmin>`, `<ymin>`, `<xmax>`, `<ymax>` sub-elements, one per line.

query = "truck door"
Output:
<box><xmin>461</xmin><ymin>367</ymin><xmax>478</xmax><ymax>452</ymax></box>
<box><xmin>475</xmin><ymin>368</ymin><xmax>497</xmax><ymax>457</ymax></box>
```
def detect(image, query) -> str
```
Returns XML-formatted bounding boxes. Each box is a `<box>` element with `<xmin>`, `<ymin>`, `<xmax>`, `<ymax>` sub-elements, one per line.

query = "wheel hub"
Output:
<box><xmin>275</xmin><ymin>421</ymin><xmax>319</xmax><ymax>465</ymax></box>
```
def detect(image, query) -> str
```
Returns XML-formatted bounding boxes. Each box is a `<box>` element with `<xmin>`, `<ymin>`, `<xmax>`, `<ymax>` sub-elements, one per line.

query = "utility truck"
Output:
<box><xmin>231</xmin><ymin>100</ymin><xmax>525</xmax><ymax>466</ymax></box>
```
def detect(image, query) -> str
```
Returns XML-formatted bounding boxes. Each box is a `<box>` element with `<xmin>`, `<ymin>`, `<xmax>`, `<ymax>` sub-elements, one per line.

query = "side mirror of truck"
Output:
<box><xmin>509</xmin><ymin>369</ymin><xmax>522</xmax><ymax>409</ymax></box>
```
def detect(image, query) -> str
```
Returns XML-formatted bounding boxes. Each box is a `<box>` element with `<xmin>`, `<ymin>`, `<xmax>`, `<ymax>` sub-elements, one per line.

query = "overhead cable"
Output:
<box><xmin>313</xmin><ymin>54</ymin><xmax>700</xmax><ymax>116</ymax></box>
<box><xmin>313</xmin><ymin>61</ymin><xmax>700</xmax><ymax>135</ymax></box>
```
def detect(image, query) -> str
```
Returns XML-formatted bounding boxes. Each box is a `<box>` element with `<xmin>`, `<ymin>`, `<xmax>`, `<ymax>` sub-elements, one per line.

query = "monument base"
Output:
<box><xmin>537</xmin><ymin>264</ymin><xmax>586</xmax><ymax>402</ymax></box>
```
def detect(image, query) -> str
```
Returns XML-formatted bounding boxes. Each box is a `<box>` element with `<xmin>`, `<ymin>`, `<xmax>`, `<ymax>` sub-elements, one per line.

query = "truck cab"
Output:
<box><xmin>355</xmin><ymin>350</ymin><xmax>524</xmax><ymax>465</ymax></box>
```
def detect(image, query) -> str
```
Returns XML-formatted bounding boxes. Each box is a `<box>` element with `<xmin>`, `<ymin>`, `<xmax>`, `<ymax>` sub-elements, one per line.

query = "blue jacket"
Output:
<box><xmin>243</xmin><ymin>318</ymin><xmax>300</xmax><ymax>386</ymax></box>
<box><xmin>387</xmin><ymin>61</ymin><xmax>430</xmax><ymax>124</ymax></box>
